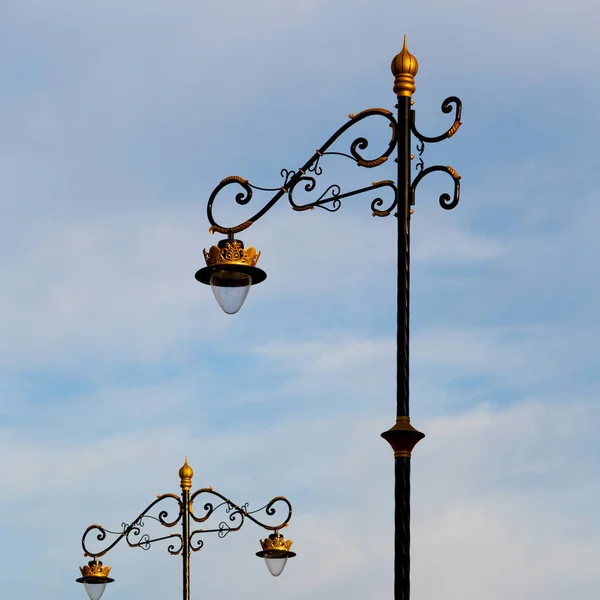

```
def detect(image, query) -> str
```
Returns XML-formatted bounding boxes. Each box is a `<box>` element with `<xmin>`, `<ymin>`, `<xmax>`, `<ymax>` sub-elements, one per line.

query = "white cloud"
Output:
<box><xmin>412</xmin><ymin>397</ymin><xmax>600</xmax><ymax>599</ymax></box>
<box><xmin>0</xmin><ymin>210</ymin><xmax>221</xmax><ymax>366</ymax></box>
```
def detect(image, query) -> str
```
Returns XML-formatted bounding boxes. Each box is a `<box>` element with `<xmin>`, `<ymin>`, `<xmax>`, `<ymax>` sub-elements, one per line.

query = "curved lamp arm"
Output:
<box><xmin>81</xmin><ymin>493</ymin><xmax>184</xmax><ymax>557</ymax></box>
<box><xmin>206</xmin><ymin>108</ymin><xmax>398</xmax><ymax>235</ymax></box>
<box><xmin>80</xmin><ymin>489</ymin><xmax>293</xmax><ymax>557</ymax></box>
<box><xmin>188</xmin><ymin>489</ymin><xmax>293</xmax><ymax>552</ymax></box>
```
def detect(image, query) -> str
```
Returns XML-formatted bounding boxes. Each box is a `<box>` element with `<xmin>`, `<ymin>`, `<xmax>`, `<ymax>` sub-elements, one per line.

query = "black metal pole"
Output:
<box><xmin>396</xmin><ymin>92</ymin><xmax>412</xmax><ymax>600</ymax></box>
<box><xmin>397</xmin><ymin>96</ymin><xmax>411</xmax><ymax>421</ymax></box>
<box><xmin>394</xmin><ymin>456</ymin><xmax>412</xmax><ymax>600</ymax></box>
<box><xmin>180</xmin><ymin>462</ymin><xmax>192</xmax><ymax>600</ymax></box>
<box><xmin>182</xmin><ymin>488</ymin><xmax>190</xmax><ymax>600</ymax></box>
<box><xmin>381</xmin><ymin>38</ymin><xmax>425</xmax><ymax>600</ymax></box>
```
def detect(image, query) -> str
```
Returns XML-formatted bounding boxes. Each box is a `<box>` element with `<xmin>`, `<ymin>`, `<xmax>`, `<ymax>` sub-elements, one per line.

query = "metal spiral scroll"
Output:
<box><xmin>206</xmin><ymin>108</ymin><xmax>399</xmax><ymax>235</ymax></box>
<box><xmin>81</xmin><ymin>493</ymin><xmax>183</xmax><ymax>558</ymax></box>
<box><xmin>409</xmin><ymin>96</ymin><xmax>462</xmax><ymax>210</ymax></box>
<box><xmin>411</xmin><ymin>165</ymin><xmax>461</xmax><ymax>210</ymax></box>
<box><xmin>188</xmin><ymin>489</ymin><xmax>292</xmax><ymax>553</ymax></box>
<box><xmin>410</xmin><ymin>96</ymin><xmax>462</xmax><ymax>144</ymax></box>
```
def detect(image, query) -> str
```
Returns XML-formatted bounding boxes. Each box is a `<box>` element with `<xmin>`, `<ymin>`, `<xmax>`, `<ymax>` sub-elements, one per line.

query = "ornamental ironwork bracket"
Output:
<box><xmin>206</xmin><ymin>108</ymin><xmax>399</xmax><ymax>235</ymax></box>
<box><xmin>81</xmin><ymin>491</ymin><xmax>292</xmax><ymax>558</ymax></box>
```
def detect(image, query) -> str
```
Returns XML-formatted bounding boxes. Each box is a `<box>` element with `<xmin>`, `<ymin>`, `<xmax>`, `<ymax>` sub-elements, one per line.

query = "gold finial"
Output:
<box><xmin>179</xmin><ymin>457</ymin><xmax>194</xmax><ymax>491</ymax></box>
<box><xmin>391</xmin><ymin>35</ymin><xmax>419</xmax><ymax>98</ymax></box>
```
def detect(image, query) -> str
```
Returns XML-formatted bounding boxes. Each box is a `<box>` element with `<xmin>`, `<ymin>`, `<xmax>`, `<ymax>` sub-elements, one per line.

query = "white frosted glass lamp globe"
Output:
<box><xmin>210</xmin><ymin>270</ymin><xmax>252</xmax><ymax>314</ymax></box>
<box><xmin>256</xmin><ymin>532</ymin><xmax>296</xmax><ymax>577</ymax></box>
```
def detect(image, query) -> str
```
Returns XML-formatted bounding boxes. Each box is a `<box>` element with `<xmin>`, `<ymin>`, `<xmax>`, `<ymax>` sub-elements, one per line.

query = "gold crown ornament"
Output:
<box><xmin>195</xmin><ymin>237</ymin><xmax>267</xmax><ymax>286</ymax></box>
<box><xmin>256</xmin><ymin>532</ymin><xmax>296</xmax><ymax>559</ymax></box>
<box><xmin>203</xmin><ymin>239</ymin><xmax>261</xmax><ymax>267</ymax></box>
<box><xmin>76</xmin><ymin>559</ymin><xmax>114</xmax><ymax>584</ymax></box>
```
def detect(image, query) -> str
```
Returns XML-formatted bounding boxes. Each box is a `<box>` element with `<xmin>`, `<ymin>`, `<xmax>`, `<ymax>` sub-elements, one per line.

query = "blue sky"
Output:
<box><xmin>1</xmin><ymin>1</ymin><xmax>599</xmax><ymax>599</ymax></box>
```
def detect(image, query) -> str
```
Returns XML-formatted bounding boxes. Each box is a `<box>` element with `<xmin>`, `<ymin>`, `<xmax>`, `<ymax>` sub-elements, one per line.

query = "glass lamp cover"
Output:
<box><xmin>264</xmin><ymin>556</ymin><xmax>288</xmax><ymax>577</ymax></box>
<box><xmin>210</xmin><ymin>270</ymin><xmax>252</xmax><ymax>314</ymax></box>
<box><xmin>83</xmin><ymin>581</ymin><xmax>107</xmax><ymax>600</ymax></box>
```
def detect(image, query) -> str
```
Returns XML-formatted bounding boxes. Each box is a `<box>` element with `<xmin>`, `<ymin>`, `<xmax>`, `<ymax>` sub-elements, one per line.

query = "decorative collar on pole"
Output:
<box><xmin>391</xmin><ymin>35</ymin><xmax>419</xmax><ymax>98</ymax></box>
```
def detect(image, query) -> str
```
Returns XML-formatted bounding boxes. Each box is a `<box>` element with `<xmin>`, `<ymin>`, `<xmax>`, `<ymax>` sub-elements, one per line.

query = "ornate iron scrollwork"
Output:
<box><xmin>411</xmin><ymin>165</ymin><xmax>461</xmax><ymax>210</ymax></box>
<box><xmin>206</xmin><ymin>108</ymin><xmax>399</xmax><ymax>235</ymax></box>
<box><xmin>81</xmin><ymin>494</ymin><xmax>183</xmax><ymax>557</ymax></box>
<box><xmin>81</xmin><ymin>490</ymin><xmax>292</xmax><ymax>558</ymax></box>
<box><xmin>409</xmin><ymin>96</ymin><xmax>462</xmax><ymax>210</ymax></box>
<box><xmin>188</xmin><ymin>489</ymin><xmax>292</xmax><ymax>552</ymax></box>
<box><xmin>411</xmin><ymin>96</ymin><xmax>462</xmax><ymax>144</ymax></box>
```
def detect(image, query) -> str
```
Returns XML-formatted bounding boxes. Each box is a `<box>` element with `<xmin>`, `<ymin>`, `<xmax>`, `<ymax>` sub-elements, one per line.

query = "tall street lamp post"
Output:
<box><xmin>76</xmin><ymin>459</ymin><xmax>295</xmax><ymax>600</ymax></box>
<box><xmin>196</xmin><ymin>38</ymin><xmax>462</xmax><ymax>600</ymax></box>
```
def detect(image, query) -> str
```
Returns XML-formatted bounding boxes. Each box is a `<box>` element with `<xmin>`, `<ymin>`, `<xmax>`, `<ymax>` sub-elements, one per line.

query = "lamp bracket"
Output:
<box><xmin>206</xmin><ymin>108</ymin><xmax>399</xmax><ymax>235</ymax></box>
<box><xmin>81</xmin><ymin>490</ymin><xmax>292</xmax><ymax>557</ymax></box>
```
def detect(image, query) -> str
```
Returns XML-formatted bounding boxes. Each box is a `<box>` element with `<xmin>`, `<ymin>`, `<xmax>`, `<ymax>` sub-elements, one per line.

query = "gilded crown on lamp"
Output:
<box><xmin>195</xmin><ymin>237</ymin><xmax>267</xmax><ymax>292</ymax></box>
<box><xmin>79</xmin><ymin>561</ymin><xmax>112</xmax><ymax>579</ymax></box>
<box><xmin>257</xmin><ymin>532</ymin><xmax>296</xmax><ymax>558</ymax></box>
<box><xmin>76</xmin><ymin>559</ymin><xmax>115</xmax><ymax>586</ymax></box>
<box><xmin>203</xmin><ymin>239</ymin><xmax>261</xmax><ymax>267</ymax></box>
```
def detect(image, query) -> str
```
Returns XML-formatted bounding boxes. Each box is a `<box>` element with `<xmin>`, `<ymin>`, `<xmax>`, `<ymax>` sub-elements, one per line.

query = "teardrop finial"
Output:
<box><xmin>391</xmin><ymin>35</ymin><xmax>419</xmax><ymax>97</ymax></box>
<box><xmin>179</xmin><ymin>457</ymin><xmax>194</xmax><ymax>491</ymax></box>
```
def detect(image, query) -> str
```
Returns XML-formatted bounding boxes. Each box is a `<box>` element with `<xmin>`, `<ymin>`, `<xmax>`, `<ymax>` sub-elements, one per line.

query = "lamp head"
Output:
<box><xmin>196</xmin><ymin>237</ymin><xmax>266</xmax><ymax>314</ymax></box>
<box><xmin>76</xmin><ymin>559</ymin><xmax>114</xmax><ymax>600</ymax></box>
<box><xmin>256</xmin><ymin>531</ymin><xmax>296</xmax><ymax>577</ymax></box>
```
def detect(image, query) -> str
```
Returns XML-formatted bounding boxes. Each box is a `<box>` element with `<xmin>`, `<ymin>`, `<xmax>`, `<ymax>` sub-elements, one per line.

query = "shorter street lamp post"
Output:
<box><xmin>76</xmin><ymin>459</ymin><xmax>295</xmax><ymax>600</ymax></box>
